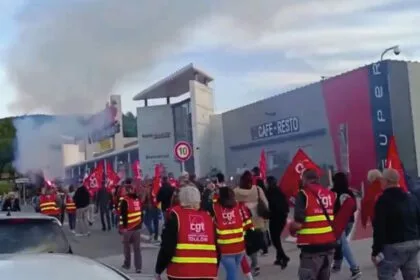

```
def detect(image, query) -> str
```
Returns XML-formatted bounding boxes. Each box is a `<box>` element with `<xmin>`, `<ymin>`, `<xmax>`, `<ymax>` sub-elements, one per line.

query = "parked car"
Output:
<box><xmin>0</xmin><ymin>212</ymin><xmax>72</xmax><ymax>254</ymax></box>
<box><xmin>0</xmin><ymin>254</ymin><xmax>133</xmax><ymax>279</ymax></box>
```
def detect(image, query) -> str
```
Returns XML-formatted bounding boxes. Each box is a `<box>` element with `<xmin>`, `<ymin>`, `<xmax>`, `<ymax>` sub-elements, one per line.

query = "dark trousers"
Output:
<box><xmin>299</xmin><ymin>250</ymin><xmax>334</xmax><ymax>280</ymax></box>
<box><xmin>269</xmin><ymin>219</ymin><xmax>288</xmax><ymax>261</ymax></box>
<box><xmin>100</xmin><ymin>207</ymin><xmax>111</xmax><ymax>230</ymax></box>
<box><xmin>60</xmin><ymin>207</ymin><xmax>65</xmax><ymax>224</ymax></box>
<box><xmin>123</xmin><ymin>230</ymin><xmax>142</xmax><ymax>270</ymax></box>
<box><xmin>144</xmin><ymin>207</ymin><xmax>159</xmax><ymax>239</ymax></box>
<box><xmin>67</xmin><ymin>212</ymin><xmax>76</xmax><ymax>230</ymax></box>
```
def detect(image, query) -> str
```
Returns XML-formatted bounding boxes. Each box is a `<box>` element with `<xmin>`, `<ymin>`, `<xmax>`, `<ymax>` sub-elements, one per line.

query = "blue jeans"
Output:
<box><xmin>220</xmin><ymin>253</ymin><xmax>244</xmax><ymax>280</ymax></box>
<box><xmin>339</xmin><ymin>223</ymin><xmax>358</xmax><ymax>270</ymax></box>
<box><xmin>144</xmin><ymin>208</ymin><xmax>159</xmax><ymax>239</ymax></box>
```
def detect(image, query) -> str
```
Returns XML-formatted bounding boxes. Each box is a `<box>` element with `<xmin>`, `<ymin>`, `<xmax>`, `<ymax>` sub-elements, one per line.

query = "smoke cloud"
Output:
<box><xmin>4</xmin><ymin>0</ymin><xmax>390</xmax><ymax>178</ymax></box>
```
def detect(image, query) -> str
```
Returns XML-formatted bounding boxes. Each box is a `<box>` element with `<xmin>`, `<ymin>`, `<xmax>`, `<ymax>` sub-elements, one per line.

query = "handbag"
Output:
<box><xmin>256</xmin><ymin>187</ymin><xmax>270</xmax><ymax>219</ymax></box>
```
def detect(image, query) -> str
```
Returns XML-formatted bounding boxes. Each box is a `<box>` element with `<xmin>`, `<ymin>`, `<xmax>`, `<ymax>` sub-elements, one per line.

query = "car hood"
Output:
<box><xmin>0</xmin><ymin>253</ymin><xmax>131</xmax><ymax>280</ymax></box>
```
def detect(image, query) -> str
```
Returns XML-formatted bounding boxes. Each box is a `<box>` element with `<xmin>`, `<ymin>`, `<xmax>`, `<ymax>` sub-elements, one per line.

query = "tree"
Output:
<box><xmin>122</xmin><ymin>112</ymin><xmax>137</xmax><ymax>138</ymax></box>
<box><xmin>0</xmin><ymin>118</ymin><xmax>16</xmax><ymax>176</ymax></box>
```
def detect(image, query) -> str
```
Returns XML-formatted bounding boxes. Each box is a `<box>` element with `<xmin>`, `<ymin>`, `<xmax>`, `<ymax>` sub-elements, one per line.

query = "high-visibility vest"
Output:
<box><xmin>119</xmin><ymin>197</ymin><xmax>142</xmax><ymax>231</ymax></box>
<box><xmin>213</xmin><ymin>203</ymin><xmax>245</xmax><ymax>255</ymax></box>
<box><xmin>116</xmin><ymin>196</ymin><xmax>124</xmax><ymax>215</ymax></box>
<box><xmin>39</xmin><ymin>194</ymin><xmax>60</xmax><ymax>216</ymax></box>
<box><xmin>65</xmin><ymin>195</ymin><xmax>76</xmax><ymax>214</ymax></box>
<box><xmin>166</xmin><ymin>207</ymin><xmax>218</xmax><ymax>279</ymax></box>
<box><xmin>296</xmin><ymin>185</ymin><xmax>337</xmax><ymax>245</ymax></box>
<box><xmin>238</xmin><ymin>202</ymin><xmax>254</xmax><ymax>231</ymax></box>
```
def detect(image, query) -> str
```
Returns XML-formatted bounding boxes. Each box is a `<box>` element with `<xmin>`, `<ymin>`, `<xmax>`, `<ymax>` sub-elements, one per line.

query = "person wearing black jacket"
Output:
<box><xmin>157</xmin><ymin>177</ymin><xmax>174</xmax><ymax>212</ymax></box>
<box><xmin>372</xmin><ymin>168</ymin><xmax>420</xmax><ymax>279</ymax></box>
<box><xmin>96</xmin><ymin>185</ymin><xmax>112</xmax><ymax>231</ymax></box>
<box><xmin>73</xmin><ymin>185</ymin><xmax>91</xmax><ymax>236</ymax></box>
<box><xmin>266</xmin><ymin>176</ymin><xmax>289</xmax><ymax>268</ymax></box>
<box><xmin>1</xmin><ymin>192</ymin><xmax>20</xmax><ymax>212</ymax></box>
<box><xmin>155</xmin><ymin>184</ymin><xmax>219</xmax><ymax>280</ymax></box>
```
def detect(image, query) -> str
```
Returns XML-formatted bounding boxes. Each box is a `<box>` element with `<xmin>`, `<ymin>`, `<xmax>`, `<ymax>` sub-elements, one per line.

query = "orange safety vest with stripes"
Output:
<box><xmin>39</xmin><ymin>194</ymin><xmax>60</xmax><ymax>216</ymax></box>
<box><xmin>166</xmin><ymin>207</ymin><xmax>218</xmax><ymax>279</ymax></box>
<box><xmin>119</xmin><ymin>197</ymin><xmax>142</xmax><ymax>231</ymax></box>
<box><xmin>213</xmin><ymin>203</ymin><xmax>245</xmax><ymax>255</ymax></box>
<box><xmin>238</xmin><ymin>202</ymin><xmax>254</xmax><ymax>231</ymax></box>
<box><xmin>296</xmin><ymin>184</ymin><xmax>337</xmax><ymax>245</ymax></box>
<box><xmin>65</xmin><ymin>195</ymin><xmax>76</xmax><ymax>214</ymax></box>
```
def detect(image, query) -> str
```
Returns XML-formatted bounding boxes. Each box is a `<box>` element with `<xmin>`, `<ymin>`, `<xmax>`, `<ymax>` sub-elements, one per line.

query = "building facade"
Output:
<box><xmin>217</xmin><ymin>60</ymin><xmax>420</xmax><ymax>189</ymax></box>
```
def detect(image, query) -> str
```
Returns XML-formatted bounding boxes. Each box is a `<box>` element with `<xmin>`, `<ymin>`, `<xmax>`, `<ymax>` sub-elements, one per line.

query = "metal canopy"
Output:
<box><xmin>132</xmin><ymin>63</ymin><xmax>213</xmax><ymax>101</ymax></box>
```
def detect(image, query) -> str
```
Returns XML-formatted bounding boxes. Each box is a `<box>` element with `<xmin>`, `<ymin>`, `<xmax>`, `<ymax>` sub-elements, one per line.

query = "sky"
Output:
<box><xmin>1</xmin><ymin>0</ymin><xmax>420</xmax><ymax>118</ymax></box>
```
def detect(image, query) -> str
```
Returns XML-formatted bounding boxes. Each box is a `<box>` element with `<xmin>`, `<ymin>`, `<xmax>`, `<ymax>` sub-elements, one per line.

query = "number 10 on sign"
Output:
<box><xmin>174</xmin><ymin>141</ymin><xmax>192</xmax><ymax>172</ymax></box>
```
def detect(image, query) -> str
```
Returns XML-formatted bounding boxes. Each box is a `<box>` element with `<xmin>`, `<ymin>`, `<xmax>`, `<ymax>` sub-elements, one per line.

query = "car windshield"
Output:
<box><xmin>0</xmin><ymin>219</ymin><xmax>70</xmax><ymax>254</ymax></box>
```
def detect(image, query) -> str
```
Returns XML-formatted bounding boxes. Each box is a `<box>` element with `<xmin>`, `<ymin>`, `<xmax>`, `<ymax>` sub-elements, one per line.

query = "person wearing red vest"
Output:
<box><xmin>212</xmin><ymin>187</ymin><xmax>246</xmax><ymax>280</ymax></box>
<box><xmin>39</xmin><ymin>187</ymin><xmax>60</xmax><ymax>219</ymax></box>
<box><xmin>119</xmin><ymin>180</ymin><xmax>143</xmax><ymax>274</ymax></box>
<box><xmin>65</xmin><ymin>186</ymin><xmax>77</xmax><ymax>232</ymax></box>
<box><xmin>211</xmin><ymin>182</ymin><xmax>255</xmax><ymax>280</ymax></box>
<box><xmin>289</xmin><ymin>169</ymin><xmax>337</xmax><ymax>280</ymax></box>
<box><xmin>155</xmin><ymin>185</ymin><xmax>218</xmax><ymax>280</ymax></box>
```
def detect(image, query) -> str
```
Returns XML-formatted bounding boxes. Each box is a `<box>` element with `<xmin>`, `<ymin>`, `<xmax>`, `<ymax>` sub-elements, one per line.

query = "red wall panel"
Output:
<box><xmin>322</xmin><ymin>67</ymin><xmax>376</xmax><ymax>188</ymax></box>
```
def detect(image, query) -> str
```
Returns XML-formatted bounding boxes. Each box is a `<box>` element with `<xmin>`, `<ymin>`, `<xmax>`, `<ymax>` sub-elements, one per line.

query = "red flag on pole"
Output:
<box><xmin>278</xmin><ymin>149</ymin><xmax>322</xmax><ymax>205</ymax></box>
<box><xmin>83</xmin><ymin>161</ymin><xmax>104</xmax><ymax>196</ymax></box>
<box><xmin>152</xmin><ymin>164</ymin><xmax>162</xmax><ymax>206</ymax></box>
<box><xmin>259</xmin><ymin>149</ymin><xmax>267</xmax><ymax>181</ymax></box>
<box><xmin>386</xmin><ymin>136</ymin><xmax>408</xmax><ymax>192</ymax></box>
<box><xmin>132</xmin><ymin>160</ymin><xmax>142</xmax><ymax>181</ymax></box>
<box><xmin>105</xmin><ymin>162</ymin><xmax>120</xmax><ymax>192</ymax></box>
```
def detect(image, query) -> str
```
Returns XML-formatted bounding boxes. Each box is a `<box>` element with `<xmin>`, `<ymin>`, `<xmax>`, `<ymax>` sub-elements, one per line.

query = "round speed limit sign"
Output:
<box><xmin>174</xmin><ymin>141</ymin><xmax>192</xmax><ymax>162</ymax></box>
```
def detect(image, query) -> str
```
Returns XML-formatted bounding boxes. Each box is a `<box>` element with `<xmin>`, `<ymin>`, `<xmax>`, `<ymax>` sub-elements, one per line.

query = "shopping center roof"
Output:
<box><xmin>132</xmin><ymin>63</ymin><xmax>213</xmax><ymax>101</ymax></box>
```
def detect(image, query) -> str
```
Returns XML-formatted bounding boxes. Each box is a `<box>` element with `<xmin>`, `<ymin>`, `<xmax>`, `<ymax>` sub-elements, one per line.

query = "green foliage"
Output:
<box><xmin>0</xmin><ymin>118</ymin><xmax>16</xmax><ymax>175</ymax></box>
<box><xmin>122</xmin><ymin>111</ymin><xmax>137</xmax><ymax>138</ymax></box>
<box><xmin>0</xmin><ymin>180</ymin><xmax>13</xmax><ymax>194</ymax></box>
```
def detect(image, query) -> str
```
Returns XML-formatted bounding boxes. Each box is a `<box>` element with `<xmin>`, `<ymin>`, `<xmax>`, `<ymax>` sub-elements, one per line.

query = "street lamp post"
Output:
<box><xmin>380</xmin><ymin>45</ymin><xmax>401</xmax><ymax>61</ymax></box>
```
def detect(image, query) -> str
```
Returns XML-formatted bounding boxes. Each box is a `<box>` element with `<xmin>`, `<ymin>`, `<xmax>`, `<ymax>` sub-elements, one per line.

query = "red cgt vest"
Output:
<box><xmin>167</xmin><ymin>207</ymin><xmax>218</xmax><ymax>279</ymax></box>
<box><xmin>213</xmin><ymin>203</ymin><xmax>245</xmax><ymax>255</ymax></box>
<box><xmin>39</xmin><ymin>194</ymin><xmax>60</xmax><ymax>216</ymax></box>
<box><xmin>238</xmin><ymin>202</ymin><xmax>254</xmax><ymax>231</ymax></box>
<box><xmin>296</xmin><ymin>184</ymin><xmax>336</xmax><ymax>245</ymax></box>
<box><xmin>65</xmin><ymin>195</ymin><xmax>76</xmax><ymax>214</ymax></box>
<box><xmin>119</xmin><ymin>197</ymin><xmax>142</xmax><ymax>231</ymax></box>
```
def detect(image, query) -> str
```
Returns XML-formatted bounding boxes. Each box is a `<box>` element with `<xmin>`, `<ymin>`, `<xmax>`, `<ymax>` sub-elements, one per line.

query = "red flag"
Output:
<box><xmin>105</xmin><ymin>162</ymin><xmax>120</xmax><ymax>192</ymax></box>
<box><xmin>152</xmin><ymin>164</ymin><xmax>162</xmax><ymax>203</ymax></box>
<box><xmin>386</xmin><ymin>136</ymin><xmax>408</xmax><ymax>192</ymax></box>
<box><xmin>278</xmin><ymin>149</ymin><xmax>322</xmax><ymax>205</ymax></box>
<box><xmin>361</xmin><ymin>179</ymin><xmax>383</xmax><ymax>228</ymax></box>
<box><xmin>83</xmin><ymin>161</ymin><xmax>104</xmax><ymax>195</ymax></box>
<box><xmin>259</xmin><ymin>149</ymin><xmax>267</xmax><ymax>181</ymax></box>
<box><xmin>132</xmin><ymin>160</ymin><xmax>142</xmax><ymax>180</ymax></box>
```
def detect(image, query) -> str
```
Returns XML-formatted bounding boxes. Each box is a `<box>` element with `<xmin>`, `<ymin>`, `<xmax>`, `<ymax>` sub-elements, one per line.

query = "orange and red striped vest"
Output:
<box><xmin>296</xmin><ymin>185</ymin><xmax>336</xmax><ymax>245</ymax></box>
<box><xmin>213</xmin><ymin>203</ymin><xmax>245</xmax><ymax>255</ymax></box>
<box><xmin>167</xmin><ymin>207</ymin><xmax>218</xmax><ymax>279</ymax></box>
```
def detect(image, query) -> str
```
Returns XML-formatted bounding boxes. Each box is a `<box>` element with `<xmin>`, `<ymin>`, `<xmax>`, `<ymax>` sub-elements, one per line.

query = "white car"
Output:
<box><xmin>0</xmin><ymin>212</ymin><xmax>72</xmax><ymax>254</ymax></box>
<box><xmin>0</xmin><ymin>254</ymin><xmax>133</xmax><ymax>279</ymax></box>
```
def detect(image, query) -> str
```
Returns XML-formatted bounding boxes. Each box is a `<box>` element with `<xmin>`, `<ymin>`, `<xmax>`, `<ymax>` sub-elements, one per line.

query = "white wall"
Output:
<box><xmin>407</xmin><ymin>62</ymin><xmax>420</xmax><ymax>176</ymax></box>
<box><xmin>137</xmin><ymin>104</ymin><xmax>179</xmax><ymax>177</ymax></box>
<box><xmin>209</xmin><ymin>114</ymin><xmax>226</xmax><ymax>174</ymax></box>
<box><xmin>190</xmin><ymin>80</ymin><xmax>214</xmax><ymax>177</ymax></box>
<box><xmin>62</xmin><ymin>144</ymin><xmax>84</xmax><ymax>167</ymax></box>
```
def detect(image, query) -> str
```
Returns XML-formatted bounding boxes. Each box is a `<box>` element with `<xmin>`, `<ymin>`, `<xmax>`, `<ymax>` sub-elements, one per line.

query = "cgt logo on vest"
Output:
<box><xmin>188</xmin><ymin>215</ymin><xmax>209</xmax><ymax>242</ymax></box>
<box><xmin>222</xmin><ymin>210</ymin><xmax>236</xmax><ymax>225</ymax></box>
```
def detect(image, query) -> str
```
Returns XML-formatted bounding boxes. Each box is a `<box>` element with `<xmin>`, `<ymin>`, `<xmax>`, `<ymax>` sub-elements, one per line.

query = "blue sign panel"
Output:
<box><xmin>250</xmin><ymin>116</ymin><xmax>300</xmax><ymax>140</ymax></box>
<box><xmin>368</xmin><ymin>62</ymin><xmax>393</xmax><ymax>169</ymax></box>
